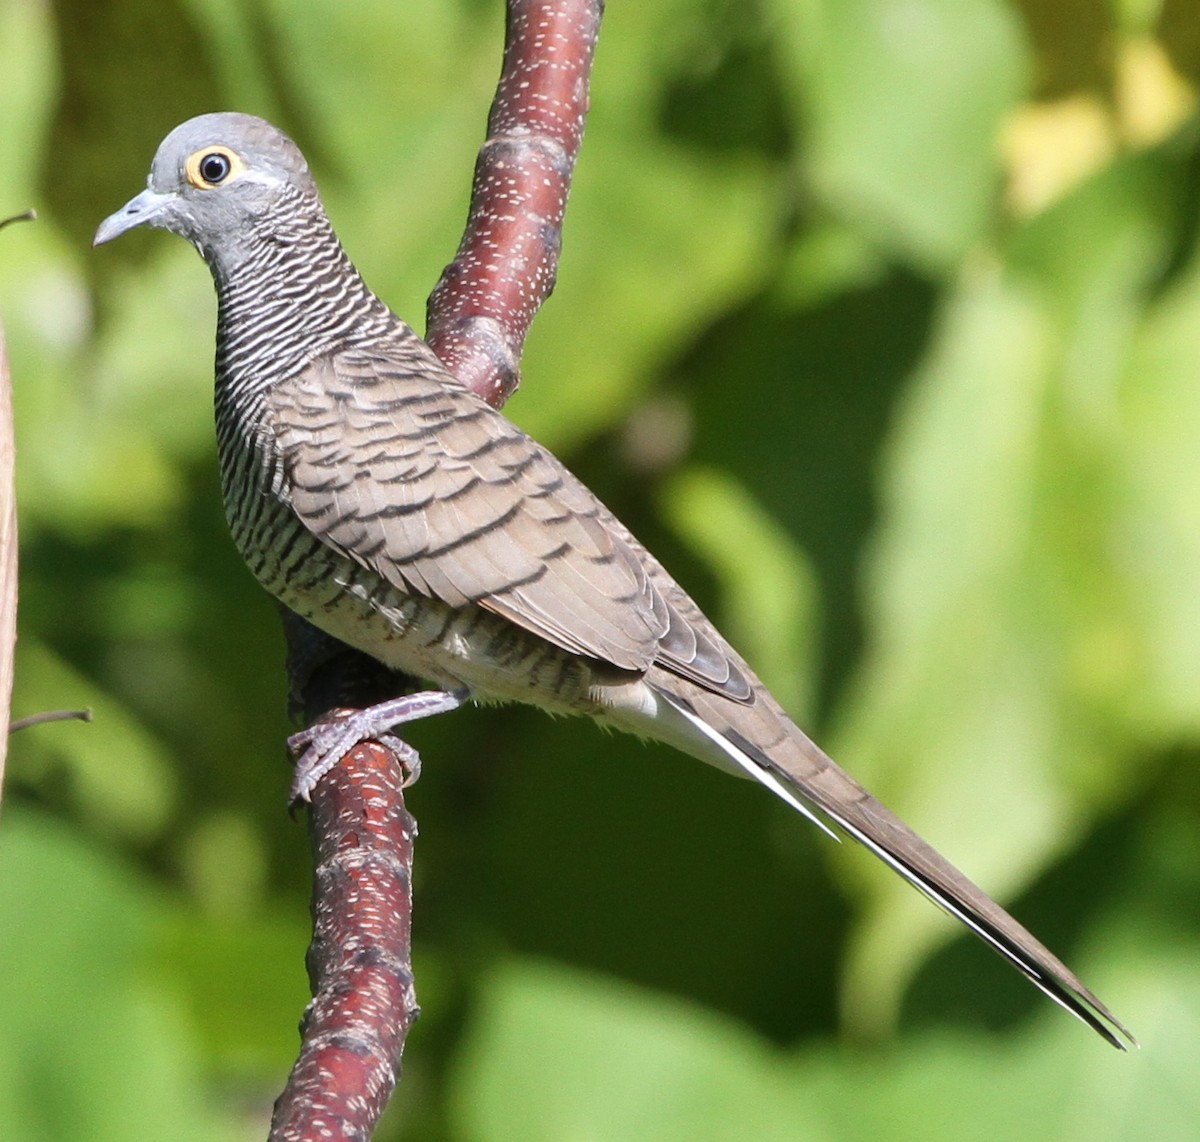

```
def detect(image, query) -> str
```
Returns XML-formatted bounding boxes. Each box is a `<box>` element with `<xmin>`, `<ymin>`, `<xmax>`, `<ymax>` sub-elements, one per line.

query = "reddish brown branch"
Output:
<box><xmin>275</xmin><ymin>2</ymin><xmax>604</xmax><ymax>1136</ymax></box>
<box><xmin>426</xmin><ymin>0</ymin><xmax>603</xmax><ymax>405</ymax></box>
<box><xmin>269</xmin><ymin>739</ymin><xmax>418</xmax><ymax>1140</ymax></box>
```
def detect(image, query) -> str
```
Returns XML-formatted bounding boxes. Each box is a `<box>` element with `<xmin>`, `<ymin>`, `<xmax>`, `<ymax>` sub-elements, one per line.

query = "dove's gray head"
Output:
<box><xmin>94</xmin><ymin>113</ymin><xmax>319</xmax><ymax>262</ymax></box>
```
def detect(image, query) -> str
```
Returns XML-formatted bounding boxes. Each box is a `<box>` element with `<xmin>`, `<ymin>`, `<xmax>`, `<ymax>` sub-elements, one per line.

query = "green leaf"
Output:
<box><xmin>0</xmin><ymin>811</ymin><xmax>244</xmax><ymax>1142</ymax></box>
<box><xmin>451</xmin><ymin>941</ymin><xmax>1200</xmax><ymax>1142</ymax></box>
<box><xmin>661</xmin><ymin>465</ymin><xmax>820</xmax><ymax>719</ymax></box>
<box><xmin>772</xmin><ymin>0</ymin><xmax>1027</xmax><ymax>267</ymax></box>
<box><xmin>451</xmin><ymin>959</ymin><xmax>820</xmax><ymax>1142</ymax></box>
<box><xmin>830</xmin><ymin>151</ymin><xmax>1177</xmax><ymax>1034</ymax></box>
<box><xmin>9</xmin><ymin>639</ymin><xmax>177</xmax><ymax>841</ymax></box>
<box><xmin>1115</xmin><ymin>242</ymin><xmax>1200</xmax><ymax>733</ymax></box>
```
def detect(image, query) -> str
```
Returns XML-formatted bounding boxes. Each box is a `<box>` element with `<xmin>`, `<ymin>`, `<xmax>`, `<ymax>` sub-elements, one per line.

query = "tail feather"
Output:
<box><xmin>656</xmin><ymin>683</ymin><xmax>1137</xmax><ymax>1050</ymax></box>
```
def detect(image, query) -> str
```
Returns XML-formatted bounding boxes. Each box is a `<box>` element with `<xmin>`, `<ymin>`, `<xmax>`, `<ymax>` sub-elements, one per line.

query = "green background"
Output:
<box><xmin>3</xmin><ymin>0</ymin><xmax>1199</xmax><ymax>1137</ymax></box>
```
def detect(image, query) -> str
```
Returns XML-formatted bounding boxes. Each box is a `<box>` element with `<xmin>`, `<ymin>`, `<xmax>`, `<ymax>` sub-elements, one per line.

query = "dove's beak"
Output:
<box><xmin>93</xmin><ymin>188</ymin><xmax>174</xmax><ymax>247</ymax></box>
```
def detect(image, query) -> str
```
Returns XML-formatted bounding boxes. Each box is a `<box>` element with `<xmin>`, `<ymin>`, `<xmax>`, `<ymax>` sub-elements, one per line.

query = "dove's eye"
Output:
<box><xmin>186</xmin><ymin>146</ymin><xmax>242</xmax><ymax>189</ymax></box>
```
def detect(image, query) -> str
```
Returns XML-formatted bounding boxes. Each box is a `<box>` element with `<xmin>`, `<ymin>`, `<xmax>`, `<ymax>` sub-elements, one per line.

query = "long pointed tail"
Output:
<box><xmin>655</xmin><ymin>678</ymin><xmax>1136</xmax><ymax>1050</ymax></box>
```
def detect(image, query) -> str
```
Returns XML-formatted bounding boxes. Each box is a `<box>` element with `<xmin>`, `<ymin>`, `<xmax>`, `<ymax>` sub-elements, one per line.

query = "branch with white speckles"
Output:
<box><xmin>427</xmin><ymin>0</ymin><xmax>603</xmax><ymax>405</ymax></box>
<box><xmin>271</xmin><ymin>3</ymin><xmax>604</xmax><ymax>1138</ymax></box>
<box><xmin>269</xmin><ymin>733</ymin><xmax>418</xmax><ymax>1141</ymax></box>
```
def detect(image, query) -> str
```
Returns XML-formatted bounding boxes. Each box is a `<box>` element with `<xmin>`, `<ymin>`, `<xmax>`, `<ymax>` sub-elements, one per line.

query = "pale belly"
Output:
<box><xmin>274</xmin><ymin>543</ymin><xmax>632</xmax><ymax>715</ymax></box>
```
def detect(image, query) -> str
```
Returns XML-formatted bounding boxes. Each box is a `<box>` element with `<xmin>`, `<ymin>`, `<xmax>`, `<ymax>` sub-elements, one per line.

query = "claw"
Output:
<box><xmin>376</xmin><ymin>734</ymin><xmax>422</xmax><ymax>787</ymax></box>
<box><xmin>288</xmin><ymin>689</ymin><xmax>466</xmax><ymax>803</ymax></box>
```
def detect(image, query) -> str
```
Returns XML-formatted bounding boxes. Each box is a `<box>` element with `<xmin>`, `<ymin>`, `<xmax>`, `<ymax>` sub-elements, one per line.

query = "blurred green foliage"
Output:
<box><xmin>2</xmin><ymin>0</ymin><xmax>1199</xmax><ymax>1138</ymax></box>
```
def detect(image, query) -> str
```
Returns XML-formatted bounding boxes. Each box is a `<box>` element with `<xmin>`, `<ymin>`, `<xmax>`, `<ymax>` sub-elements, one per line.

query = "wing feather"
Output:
<box><xmin>270</xmin><ymin>348</ymin><xmax>742</xmax><ymax>684</ymax></box>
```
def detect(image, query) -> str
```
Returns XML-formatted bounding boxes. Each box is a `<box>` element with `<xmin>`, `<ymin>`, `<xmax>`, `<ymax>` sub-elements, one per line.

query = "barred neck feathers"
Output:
<box><xmin>209</xmin><ymin>184</ymin><xmax>399</xmax><ymax>404</ymax></box>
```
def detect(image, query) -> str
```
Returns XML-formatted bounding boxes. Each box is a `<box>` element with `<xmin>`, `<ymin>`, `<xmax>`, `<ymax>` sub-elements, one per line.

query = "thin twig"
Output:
<box><xmin>0</xmin><ymin>210</ymin><xmax>36</xmax><ymax>231</ymax></box>
<box><xmin>9</xmin><ymin>708</ymin><xmax>93</xmax><ymax>733</ymax></box>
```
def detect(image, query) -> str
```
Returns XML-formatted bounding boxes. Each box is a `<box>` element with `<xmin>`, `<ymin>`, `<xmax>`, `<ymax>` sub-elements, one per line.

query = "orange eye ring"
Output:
<box><xmin>185</xmin><ymin>146</ymin><xmax>245</xmax><ymax>189</ymax></box>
